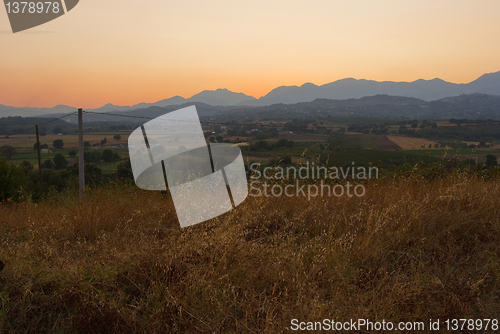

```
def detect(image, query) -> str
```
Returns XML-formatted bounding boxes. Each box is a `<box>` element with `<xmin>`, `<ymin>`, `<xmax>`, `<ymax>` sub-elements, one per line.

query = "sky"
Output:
<box><xmin>1</xmin><ymin>0</ymin><xmax>500</xmax><ymax>108</ymax></box>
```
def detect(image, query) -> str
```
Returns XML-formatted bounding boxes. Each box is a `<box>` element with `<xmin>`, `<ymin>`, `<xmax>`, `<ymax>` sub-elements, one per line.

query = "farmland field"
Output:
<box><xmin>370</xmin><ymin>134</ymin><xmax>401</xmax><ymax>150</ymax></box>
<box><xmin>326</xmin><ymin>133</ymin><xmax>377</xmax><ymax>150</ymax></box>
<box><xmin>274</xmin><ymin>133</ymin><xmax>329</xmax><ymax>141</ymax></box>
<box><xmin>386</xmin><ymin>135</ymin><xmax>443</xmax><ymax>150</ymax></box>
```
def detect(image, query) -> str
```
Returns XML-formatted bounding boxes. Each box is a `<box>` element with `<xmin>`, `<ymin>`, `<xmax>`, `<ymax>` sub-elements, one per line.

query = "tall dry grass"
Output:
<box><xmin>0</xmin><ymin>176</ymin><xmax>499</xmax><ymax>333</ymax></box>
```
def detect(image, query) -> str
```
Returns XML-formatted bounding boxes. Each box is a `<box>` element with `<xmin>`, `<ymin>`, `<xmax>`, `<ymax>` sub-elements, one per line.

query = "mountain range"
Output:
<box><xmin>1</xmin><ymin>71</ymin><xmax>499</xmax><ymax>117</ymax></box>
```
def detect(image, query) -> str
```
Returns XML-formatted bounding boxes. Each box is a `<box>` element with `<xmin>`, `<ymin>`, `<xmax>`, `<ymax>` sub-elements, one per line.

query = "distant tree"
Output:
<box><xmin>485</xmin><ymin>154</ymin><xmax>498</xmax><ymax>168</ymax></box>
<box><xmin>277</xmin><ymin>139</ymin><xmax>294</xmax><ymax>148</ymax></box>
<box><xmin>251</xmin><ymin>140</ymin><xmax>269</xmax><ymax>151</ymax></box>
<box><xmin>20</xmin><ymin>160</ymin><xmax>33</xmax><ymax>171</ymax></box>
<box><xmin>84</xmin><ymin>150</ymin><xmax>102</xmax><ymax>164</ymax></box>
<box><xmin>113</xmin><ymin>134</ymin><xmax>121</xmax><ymax>141</ymax></box>
<box><xmin>209</xmin><ymin>136</ymin><xmax>216</xmax><ymax>143</ymax></box>
<box><xmin>116</xmin><ymin>159</ymin><xmax>133</xmax><ymax>179</ymax></box>
<box><xmin>0</xmin><ymin>160</ymin><xmax>29</xmax><ymax>202</ymax></box>
<box><xmin>101</xmin><ymin>138</ymin><xmax>107</xmax><ymax>146</ymax></box>
<box><xmin>53</xmin><ymin>139</ymin><xmax>64</xmax><ymax>149</ymax></box>
<box><xmin>41</xmin><ymin>159</ymin><xmax>54</xmax><ymax>169</ymax></box>
<box><xmin>68</xmin><ymin>150</ymin><xmax>77</xmax><ymax>157</ymax></box>
<box><xmin>0</xmin><ymin>145</ymin><xmax>17</xmax><ymax>159</ymax></box>
<box><xmin>479</xmin><ymin>141</ymin><xmax>487</xmax><ymax>147</ymax></box>
<box><xmin>102</xmin><ymin>149</ymin><xmax>114</xmax><ymax>162</ymax></box>
<box><xmin>53</xmin><ymin>153</ymin><xmax>68</xmax><ymax>170</ymax></box>
<box><xmin>34</xmin><ymin>143</ymin><xmax>49</xmax><ymax>150</ymax></box>
<box><xmin>216</xmin><ymin>135</ymin><xmax>224</xmax><ymax>143</ymax></box>
<box><xmin>84</xmin><ymin>164</ymin><xmax>103</xmax><ymax>185</ymax></box>
<box><xmin>69</xmin><ymin>163</ymin><xmax>103</xmax><ymax>185</ymax></box>
<box><xmin>84</xmin><ymin>141</ymin><xmax>91</xmax><ymax>149</ymax></box>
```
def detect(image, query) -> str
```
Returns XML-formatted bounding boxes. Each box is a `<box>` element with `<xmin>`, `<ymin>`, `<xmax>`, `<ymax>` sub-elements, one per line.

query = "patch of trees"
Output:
<box><xmin>53</xmin><ymin>139</ymin><xmax>64</xmax><ymax>149</ymax></box>
<box><xmin>0</xmin><ymin>145</ymin><xmax>17</xmax><ymax>159</ymax></box>
<box><xmin>402</xmin><ymin>125</ymin><xmax>500</xmax><ymax>142</ymax></box>
<box><xmin>247</xmin><ymin>139</ymin><xmax>295</xmax><ymax>152</ymax></box>
<box><xmin>253</xmin><ymin>128</ymin><xmax>279</xmax><ymax>140</ymax></box>
<box><xmin>283</xmin><ymin>119</ymin><xmax>311</xmax><ymax>133</ymax></box>
<box><xmin>84</xmin><ymin>149</ymin><xmax>121</xmax><ymax>164</ymax></box>
<box><xmin>34</xmin><ymin>143</ymin><xmax>49</xmax><ymax>150</ymax></box>
<box><xmin>450</xmin><ymin>118</ymin><xmax>498</xmax><ymax>126</ymax></box>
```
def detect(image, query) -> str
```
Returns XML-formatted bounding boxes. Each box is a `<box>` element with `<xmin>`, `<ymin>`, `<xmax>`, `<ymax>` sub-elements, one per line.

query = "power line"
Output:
<box><xmin>3</xmin><ymin>109</ymin><xmax>499</xmax><ymax>138</ymax></box>
<box><xmin>83</xmin><ymin>110</ymin><xmax>154</xmax><ymax>120</ymax></box>
<box><xmin>82</xmin><ymin>110</ymin><xmax>339</xmax><ymax>130</ymax></box>
<box><xmin>1</xmin><ymin>111</ymin><xmax>78</xmax><ymax>139</ymax></box>
<box><xmin>83</xmin><ymin>110</ymin><xmax>500</xmax><ymax>130</ymax></box>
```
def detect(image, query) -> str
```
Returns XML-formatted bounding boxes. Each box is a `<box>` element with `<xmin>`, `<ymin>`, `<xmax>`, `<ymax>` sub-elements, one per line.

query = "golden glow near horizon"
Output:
<box><xmin>1</xmin><ymin>0</ymin><xmax>500</xmax><ymax>108</ymax></box>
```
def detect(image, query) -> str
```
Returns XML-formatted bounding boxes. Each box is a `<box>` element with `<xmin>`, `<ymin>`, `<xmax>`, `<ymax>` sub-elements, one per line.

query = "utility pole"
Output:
<box><xmin>35</xmin><ymin>125</ymin><xmax>43</xmax><ymax>197</ymax></box>
<box><xmin>78</xmin><ymin>108</ymin><xmax>85</xmax><ymax>198</ymax></box>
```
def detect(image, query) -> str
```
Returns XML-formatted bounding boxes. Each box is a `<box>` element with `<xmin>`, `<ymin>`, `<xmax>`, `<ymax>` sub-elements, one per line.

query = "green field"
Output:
<box><xmin>326</xmin><ymin>133</ymin><xmax>377</xmax><ymax>150</ymax></box>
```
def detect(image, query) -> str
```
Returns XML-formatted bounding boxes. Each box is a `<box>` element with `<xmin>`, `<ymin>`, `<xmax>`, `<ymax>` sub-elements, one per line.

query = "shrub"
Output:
<box><xmin>53</xmin><ymin>139</ymin><xmax>64</xmax><ymax>149</ymax></box>
<box><xmin>0</xmin><ymin>159</ymin><xmax>29</xmax><ymax>202</ymax></box>
<box><xmin>0</xmin><ymin>145</ymin><xmax>17</xmax><ymax>159</ymax></box>
<box><xmin>53</xmin><ymin>153</ymin><xmax>68</xmax><ymax>170</ymax></box>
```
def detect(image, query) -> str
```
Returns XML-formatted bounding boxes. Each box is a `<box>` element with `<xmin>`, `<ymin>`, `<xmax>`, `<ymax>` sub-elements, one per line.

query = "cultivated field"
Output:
<box><xmin>369</xmin><ymin>134</ymin><xmax>401</xmax><ymax>150</ymax></box>
<box><xmin>274</xmin><ymin>133</ymin><xmax>329</xmax><ymax>141</ymax></box>
<box><xmin>386</xmin><ymin>135</ymin><xmax>442</xmax><ymax>150</ymax></box>
<box><xmin>326</xmin><ymin>133</ymin><xmax>377</xmax><ymax>150</ymax></box>
<box><xmin>1</xmin><ymin>175</ymin><xmax>499</xmax><ymax>332</ymax></box>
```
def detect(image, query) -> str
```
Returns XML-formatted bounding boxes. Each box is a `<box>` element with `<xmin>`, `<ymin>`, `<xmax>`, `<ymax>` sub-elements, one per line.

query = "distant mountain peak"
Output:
<box><xmin>2</xmin><ymin>70</ymin><xmax>499</xmax><ymax>116</ymax></box>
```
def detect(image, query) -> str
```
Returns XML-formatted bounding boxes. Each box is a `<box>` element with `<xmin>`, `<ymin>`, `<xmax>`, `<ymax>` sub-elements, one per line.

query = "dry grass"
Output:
<box><xmin>1</xmin><ymin>176</ymin><xmax>500</xmax><ymax>333</ymax></box>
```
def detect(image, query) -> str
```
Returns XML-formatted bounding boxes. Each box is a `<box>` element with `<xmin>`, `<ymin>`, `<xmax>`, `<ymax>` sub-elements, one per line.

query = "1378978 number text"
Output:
<box><xmin>5</xmin><ymin>2</ymin><xmax>60</xmax><ymax>14</ymax></box>
<box><xmin>444</xmin><ymin>319</ymin><xmax>498</xmax><ymax>331</ymax></box>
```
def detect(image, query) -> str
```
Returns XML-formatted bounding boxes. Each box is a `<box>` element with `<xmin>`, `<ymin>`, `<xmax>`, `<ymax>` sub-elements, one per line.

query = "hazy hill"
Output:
<box><xmin>214</xmin><ymin>93</ymin><xmax>500</xmax><ymax>121</ymax></box>
<box><xmin>1</xmin><ymin>71</ymin><xmax>499</xmax><ymax>117</ymax></box>
<box><xmin>0</xmin><ymin>104</ymin><xmax>75</xmax><ymax>118</ymax></box>
<box><xmin>239</xmin><ymin>71</ymin><xmax>500</xmax><ymax>106</ymax></box>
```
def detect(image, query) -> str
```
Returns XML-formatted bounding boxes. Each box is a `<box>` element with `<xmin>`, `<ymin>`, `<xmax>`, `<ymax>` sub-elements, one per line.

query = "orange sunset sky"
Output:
<box><xmin>1</xmin><ymin>0</ymin><xmax>500</xmax><ymax>109</ymax></box>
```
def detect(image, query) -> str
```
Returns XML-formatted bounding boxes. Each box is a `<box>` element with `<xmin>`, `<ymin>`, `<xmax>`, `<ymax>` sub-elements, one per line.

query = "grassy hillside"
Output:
<box><xmin>1</xmin><ymin>175</ymin><xmax>499</xmax><ymax>333</ymax></box>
